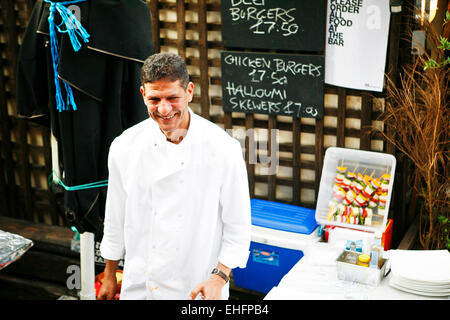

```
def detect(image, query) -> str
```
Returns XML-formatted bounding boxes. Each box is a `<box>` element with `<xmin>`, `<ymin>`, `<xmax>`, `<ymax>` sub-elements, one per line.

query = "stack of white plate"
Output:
<box><xmin>388</xmin><ymin>249</ymin><xmax>450</xmax><ymax>297</ymax></box>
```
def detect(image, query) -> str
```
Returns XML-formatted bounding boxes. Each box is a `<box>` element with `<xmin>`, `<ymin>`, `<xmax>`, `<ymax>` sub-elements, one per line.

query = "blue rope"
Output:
<box><xmin>44</xmin><ymin>0</ymin><xmax>90</xmax><ymax>112</ymax></box>
<box><xmin>49</xmin><ymin>171</ymin><xmax>108</xmax><ymax>191</ymax></box>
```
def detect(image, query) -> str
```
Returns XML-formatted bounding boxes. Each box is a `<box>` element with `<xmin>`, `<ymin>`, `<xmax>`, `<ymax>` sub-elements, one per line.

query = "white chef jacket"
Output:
<box><xmin>100</xmin><ymin>108</ymin><xmax>252</xmax><ymax>300</ymax></box>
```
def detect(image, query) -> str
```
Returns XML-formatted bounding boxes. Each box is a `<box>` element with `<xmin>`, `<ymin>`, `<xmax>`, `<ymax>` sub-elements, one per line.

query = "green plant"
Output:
<box><xmin>424</xmin><ymin>10</ymin><xmax>450</xmax><ymax>70</ymax></box>
<box><xmin>423</xmin><ymin>35</ymin><xmax>450</xmax><ymax>69</ymax></box>
<box><xmin>437</xmin><ymin>215</ymin><xmax>449</xmax><ymax>251</ymax></box>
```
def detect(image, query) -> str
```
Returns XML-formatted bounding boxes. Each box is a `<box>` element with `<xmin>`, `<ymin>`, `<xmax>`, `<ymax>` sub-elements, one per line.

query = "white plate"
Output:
<box><xmin>389</xmin><ymin>279</ymin><xmax>450</xmax><ymax>297</ymax></box>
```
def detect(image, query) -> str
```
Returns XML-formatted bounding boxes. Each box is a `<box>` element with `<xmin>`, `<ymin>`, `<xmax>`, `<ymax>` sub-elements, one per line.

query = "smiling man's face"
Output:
<box><xmin>141</xmin><ymin>79</ymin><xmax>194</xmax><ymax>140</ymax></box>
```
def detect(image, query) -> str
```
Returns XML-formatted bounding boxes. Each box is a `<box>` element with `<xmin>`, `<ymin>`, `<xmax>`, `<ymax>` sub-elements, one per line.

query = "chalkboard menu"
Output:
<box><xmin>221</xmin><ymin>0</ymin><xmax>326</xmax><ymax>51</ymax></box>
<box><xmin>221</xmin><ymin>51</ymin><xmax>324</xmax><ymax>118</ymax></box>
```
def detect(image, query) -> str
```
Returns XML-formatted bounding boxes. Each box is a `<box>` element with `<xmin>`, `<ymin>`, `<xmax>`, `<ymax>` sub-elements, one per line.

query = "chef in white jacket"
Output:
<box><xmin>98</xmin><ymin>53</ymin><xmax>251</xmax><ymax>300</ymax></box>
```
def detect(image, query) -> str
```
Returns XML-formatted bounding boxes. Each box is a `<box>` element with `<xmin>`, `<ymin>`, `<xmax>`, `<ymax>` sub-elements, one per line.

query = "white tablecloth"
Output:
<box><xmin>264</xmin><ymin>241</ymin><xmax>449</xmax><ymax>300</ymax></box>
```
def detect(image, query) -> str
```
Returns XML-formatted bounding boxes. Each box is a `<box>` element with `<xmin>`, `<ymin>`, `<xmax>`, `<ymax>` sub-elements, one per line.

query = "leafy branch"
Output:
<box><xmin>424</xmin><ymin>10</ymin><xmax>450</xmax><ymax>70</ymax></box>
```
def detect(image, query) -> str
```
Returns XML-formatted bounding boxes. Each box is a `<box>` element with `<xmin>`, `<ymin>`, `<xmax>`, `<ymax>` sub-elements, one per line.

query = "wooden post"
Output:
<box><xmin>176</xmin><ymin>0</ymin><xmax>186</xmax><ymax>59</ymax></box>
<box><xmin>385</xmin><ymin>6</ymin><xmax>404</xmax><ymax>245</ymax></box>
<box><xmin>0</xmin><ymin>64</ymin><xmax>15</xmax><ymax>218</ymax></box>
<box><xmin>1</xmin><ymin>0</ymin><xmax>35</xmax><ymax>222</ymax></box>
<box><xmin>336</xmin><ymin>87</ymin><xmax>346</xmax><ymax>148</ymax></box>
<box><xmin>197</xmin><ymin>0</ymin><xmax>210</xmax><ymax>120</ymax></box>
<box><xmin>360</xmin><ymin>92</ymin><xmax>372</xmax><ymax>151</ymax></box>
<box><xmin>0</xmin><ymin>0</ymin><xmax>20</xmax><ymax>219</ymax></box>
<box><xmin>292</xmin><ymin>118</ymin><xmax>301</xmax><ymax>206</ymax></box>
<box><xmin>245</xmin><ymin>114</ymin><xmax>255</xmax><ymax>198</ymax></box>
<box><xmin>314</xmin><ymin>118</ymin><xmax>324</xmax><ymax>202</ymax></box>
<box><xmin>267</xmin><ymin>115</ymin><xmax>276</xmax><ymax>201</ymax></box>
<box><xmin>385</xmin><ymin>7</ymin><xmax>402</xmax><ymax>155</ymax></box>
<box><xmin>149</xmin><ymin>0</ymin><xmax>161</xmax><ymax>53</ymax></box>
<box><xmin>0</xmin><ymin>149</ymin><xmax>8</xmax><ymax>216</ymax></box>
<box><xmin>18</xmin><ymin>119</ymin><xmax>34</xmax><ymax>221</ymax></box>
<box><xmin>41</xmin><ymin>126</ymin><xmax>61</xmax><ymax>225</ymax></box>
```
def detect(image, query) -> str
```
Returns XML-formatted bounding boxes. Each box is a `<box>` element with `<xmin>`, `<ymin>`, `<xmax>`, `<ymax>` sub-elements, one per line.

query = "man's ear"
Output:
<box><xmin>140</xmin><ymin>85</ymin><xmax>145</xmax><ymax>98</ymax></box>
<box><xmin>187</xmin><ymin>82</ymin><xmax>194</xmax><ymax>102</ymax></box>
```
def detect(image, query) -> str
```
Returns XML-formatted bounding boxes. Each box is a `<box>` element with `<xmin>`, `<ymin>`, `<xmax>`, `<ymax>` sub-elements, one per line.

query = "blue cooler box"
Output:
<box><xmin>232</xmin><ymin>199</ymin><xmax>318</xmax><ymax>294</ymax></box>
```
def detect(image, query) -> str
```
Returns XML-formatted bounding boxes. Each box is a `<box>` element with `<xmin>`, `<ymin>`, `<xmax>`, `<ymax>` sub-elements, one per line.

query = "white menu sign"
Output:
<box><xmin>325</xmin><ymin>0</ymin><xmax>391</xmax><ymax>92</ymax></box>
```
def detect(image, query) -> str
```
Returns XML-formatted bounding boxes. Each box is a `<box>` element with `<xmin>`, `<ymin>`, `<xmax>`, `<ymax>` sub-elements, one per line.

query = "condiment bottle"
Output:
<box><xmin>370</xmin><ymin>231</ymin><xmax>383</xmax><ymax>269</ymax></box>
<box><xmin>357</xmin><ymin>254</ymin><xmax>370</xmax><ymax>267</ymax></box>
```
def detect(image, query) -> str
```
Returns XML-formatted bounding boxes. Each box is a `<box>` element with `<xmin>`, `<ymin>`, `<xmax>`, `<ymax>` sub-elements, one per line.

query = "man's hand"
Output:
<box><xmin>97</xmin><ymin>276</ymin><xmax>118</xmax><ymax>300</ymax></box>
<box><xmin>97</xmin><ymin>259</ymin><xmax>120</xmax><ymax>300</ymax></box>
<box><xmin>189</xmin><ymin>274</ymin><xmax>226</xmax><ymax>300</ymax></box>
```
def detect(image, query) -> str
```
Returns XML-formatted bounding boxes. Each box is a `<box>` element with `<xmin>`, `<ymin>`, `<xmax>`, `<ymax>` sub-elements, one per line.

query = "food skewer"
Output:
<box><xmin>327</xmin><ymin>162</ymin><xmax>392</xmax><ymax>226</ymax></box>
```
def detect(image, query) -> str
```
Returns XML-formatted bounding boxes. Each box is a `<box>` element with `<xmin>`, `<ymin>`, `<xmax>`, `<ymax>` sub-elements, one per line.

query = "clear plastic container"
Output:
<box><xmin>336</xmin><ymin>250</ymin><xmax>387</xmax><ymax>286</ymax></box>
<box><xmin>316</xmin><ymin>147</ymin><xmax>396</xmax><ymax>233</ymax></box>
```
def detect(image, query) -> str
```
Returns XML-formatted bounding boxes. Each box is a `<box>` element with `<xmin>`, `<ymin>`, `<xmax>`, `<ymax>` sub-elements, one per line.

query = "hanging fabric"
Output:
<box><xmin>16</xmin><ymin>0</ymin><xmax>154</xmax><ymax>239</ymax></box>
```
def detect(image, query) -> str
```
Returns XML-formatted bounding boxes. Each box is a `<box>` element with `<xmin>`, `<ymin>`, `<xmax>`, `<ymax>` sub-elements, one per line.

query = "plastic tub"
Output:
<box><xmin>315</xmin><ymin>147</ymin><xmax>396</xmax><ymax>233</ymax></box>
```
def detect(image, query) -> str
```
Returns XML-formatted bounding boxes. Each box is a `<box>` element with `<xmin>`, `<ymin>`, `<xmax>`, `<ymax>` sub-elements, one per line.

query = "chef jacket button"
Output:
<box><xmin>181</xmin><ymin>161</ymin><xmax>184</xmax><ymax>165</ymax></box>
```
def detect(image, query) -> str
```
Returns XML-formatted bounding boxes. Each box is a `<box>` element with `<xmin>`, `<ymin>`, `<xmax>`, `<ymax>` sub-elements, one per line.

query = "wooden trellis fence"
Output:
<box><xmin>0</xmin><ymin>0</ymin><xmax>415</xmax><ymax>247</ymax></box>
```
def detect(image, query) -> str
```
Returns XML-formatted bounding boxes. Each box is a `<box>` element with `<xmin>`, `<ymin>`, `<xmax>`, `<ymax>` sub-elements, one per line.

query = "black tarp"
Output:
<box><xmin>16</xmin><ymin>0</ymin><xmax>154</xmax><ymax>239</ymax></box>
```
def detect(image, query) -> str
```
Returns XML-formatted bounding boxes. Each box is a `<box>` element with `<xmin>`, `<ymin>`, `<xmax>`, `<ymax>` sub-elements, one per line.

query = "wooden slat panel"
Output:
<box><xmin>399</xmin><ymin>156</ymin><xmax>409</xmax><ymax>238</ymax></box>
<box><xmin>336</xmin><ymin>87</ymin><xmax>346</xmax><ymax>147</ymax></box>
<box><xmin>208</xmin><ymin>116</ymin><xmax>376</xmax><ymax>138</ymax></box>
<box><xmin>267</xmin><ymin>115</ymin><xmax>276</xmax><ymax>201</ymax></box>
<box><xmin>149</xmin><ymin>0</ymin><xmax>161</xmax><ymax>53</ymax></box>
<box><xmin>224</xmin><ymin>112</ymin><xmax>232</xmax><ymax>131</ymax></box>
<box><xmin>254</xmin><ymin>176</ymin><xmax>315</xmax><ymax>190</ymax></box>
<box><xmin>197</xmin><ymin>0</ymin><xmax>210</xmax><ymax>119</ymax></box>
<box><xmin>160</xmin><ymin>21</ymin><xmax>222</xmax><ymax>32</ymax></box>
<box><xmin>1</xmin><ymin>0</ymin><xmax>19</xmax><ymax>218</ymax></box>
<box><xmin>245</xmin><ymin>114</ymin><xmax>255</xmax><ymax>198</ymax></box>
<box><xmin>397</xmin><ymin>214</ymin><xmax>419</xmax><ymax>250</ymax></box>
<box><xmin>0</xmin><ymin>216</ymin><xmax>74</xmax><ymax>253</ymax></box>
<box><xmin>0</xmin><ymin>151</ymin><xmax>8</xmax><ymax>215</ymax></box>
<box><xmin>385</xmin><ymin>10</ymin><xmax>402</xmax><ymax>155</ymax></box>
<box><xmin>0</xmin><ymin>273</ymin><xmax>76</xmax><ymax>300</ymax></box>
<box><xmin>0</xmin><ymin>65</ymin><xmax>15</xmax><ymax>217</ymax></box>
<box><xmin>292</xmin><ymin>118</ymin><xmax>301</xmax><ymax>205</ymax></box>
<box><xmin>314</xmin><ymin>118</ymin><xmax>324</xmax><ymax>201</ymax></box>
<box><xmin>383</xmin><ymin>9</ymin><xmax>404</xmax><ymax>242</ymax></box>
<box><xmin>41</xmin><ymin>126</ymin><xmax>61</xmax><ymax>226</ymax></box>
<box><xmin>360</xmin><ymin>92</ymin><xmax>372</xmax><ymax>151</ymax></box>
<box><xmin>0</xmin><ymin>0</ymin><xmax>409</xmax><ymax>248</ymax></box>
<box><xmin>176</xmin><ymin>0</ymin><xmax>186</xmax><ymax>59</ymax></box>
<box><xmin>18</xmin><ymin>119</ymin><xmax>33</xmax><ymax>221</ymax></box>
<box><xmin>0</xmin><ymin>0</ymin><xmax>18</xmax><ymax>72</ymax></box>
<box><xmin>160</xmin><ymin>37</ymin><xmax>224</xmax><ymax>50</ymax></box>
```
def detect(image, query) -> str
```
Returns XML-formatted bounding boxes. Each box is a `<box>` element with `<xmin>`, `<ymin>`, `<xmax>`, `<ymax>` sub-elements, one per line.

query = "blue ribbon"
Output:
<box><xmin>44</xmin><ymin>0</ymin><xmax>90</xmax><ymax>112</ymax></box>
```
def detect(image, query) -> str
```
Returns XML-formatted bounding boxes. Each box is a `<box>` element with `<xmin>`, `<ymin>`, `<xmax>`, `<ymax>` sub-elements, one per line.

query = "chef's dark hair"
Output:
<box><xmin>141</xmin><ymin>53</ymin><xmax>190</xmax><ymax>89</ymax></box>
